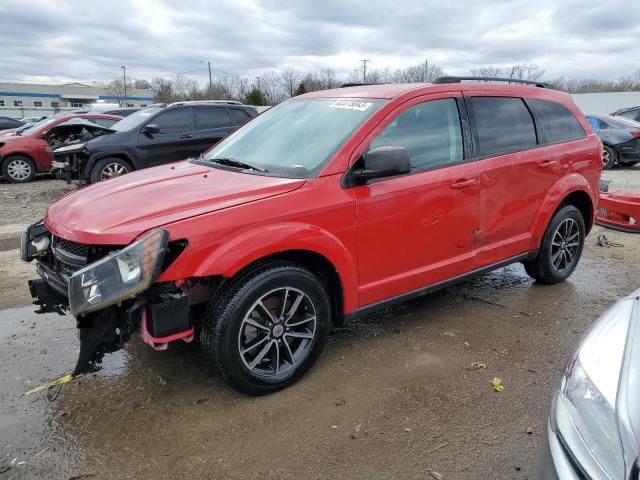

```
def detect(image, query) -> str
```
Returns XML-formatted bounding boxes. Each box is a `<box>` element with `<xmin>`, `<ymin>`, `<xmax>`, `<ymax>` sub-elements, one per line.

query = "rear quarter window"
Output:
<box><xmin>194</xmin><ymin>107</ymin><xmax>233</xmax><ymax>130</ymax></box>
<box><xmin>469</xmin><ymin>97</ymin><xmax>537</xmax><ymax>156</ymax></box>
<box><xmin>526</xmin><ymin>99</ymin><xmax>585</xmax><ymax>144</ymax></box>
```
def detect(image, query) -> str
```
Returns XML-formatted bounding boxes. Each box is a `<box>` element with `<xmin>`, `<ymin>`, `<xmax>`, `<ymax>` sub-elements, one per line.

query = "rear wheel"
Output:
<box><xmin>523</xmin><ymin>205</ymin><xmax>585</xmax><ymax>284</ymax></box>
<box><xmin>201</xmin><ymin>262</ymin><xmax>331</xmax><ymax>395</ymax></box>
<box><xmin>90</xmin><ymin>157</ymin><xmax>131</xmax><ymax>183</ymax></box>
<box><xmin>602</xmin><ymin>146</ymin><xmax>617</xmax><ymax>170</ymax></box>
<box><xmin>2</xmin><ymin>155</ymin><xmax>36</xmax><ymax>183</ymax></box>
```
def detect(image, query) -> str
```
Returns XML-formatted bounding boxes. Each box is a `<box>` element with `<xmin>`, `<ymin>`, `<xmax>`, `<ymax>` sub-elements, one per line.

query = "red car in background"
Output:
<box><xmin>0</xmin><ymin>114</ymin><xmax>122</xmax><ymax>183</ymax></box>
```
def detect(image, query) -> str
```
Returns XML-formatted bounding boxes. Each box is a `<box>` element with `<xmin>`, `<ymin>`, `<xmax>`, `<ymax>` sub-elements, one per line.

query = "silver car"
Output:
<box><xmin>537</xmin><ymin>288</ymin><xmax>640</xmax><ymax>479</ymax></box>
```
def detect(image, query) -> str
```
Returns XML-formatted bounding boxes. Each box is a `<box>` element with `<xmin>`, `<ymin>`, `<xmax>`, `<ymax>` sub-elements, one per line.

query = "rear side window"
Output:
<box><xmin>194</xmin><ymin>107</ymin><xmax>232</xmax><ymax>130</ymax></box>
<box><xmin>369</xmin><ymin>98</ymin><xmax>463</xmax><ymax>171</ymax></box>
<box><xmin>228</xmin><ymin>108</ymin><xmax>252</xmax><ymax>125</ymax></box>
<box><xmin>470</xmin><ymin>97</ymin><xmax>537</xmax><ymax>156</ymax></box>
<box><xmin>526</xmin><ymin>99</ymin><xmax>585</xmax><ymax>144</ymax></box>
<box><xmin>152</xmin><ymin>108</ymin><xmax>194</xmax><ymax>133</ymax></box>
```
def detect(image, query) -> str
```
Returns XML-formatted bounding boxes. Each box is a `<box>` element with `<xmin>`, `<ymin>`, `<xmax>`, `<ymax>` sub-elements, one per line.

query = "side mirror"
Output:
<box><xmin>142</xmin><ymin>124</ymin><xmax>160</xmax><ymax>135</ymax></box>
<box><xmin>352</xmin><ymin>146</ymin><xmax>411</xmax><ymax>184</ymax></box>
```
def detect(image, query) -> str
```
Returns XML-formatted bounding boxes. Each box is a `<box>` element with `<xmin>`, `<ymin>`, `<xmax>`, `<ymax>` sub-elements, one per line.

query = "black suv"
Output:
<box><xmin>0</xmin><ymin>116</ymin><xmax>24</xmax><ymax>131</ymax></box>
<box><xmin>53</xmin><ymin>101</ymin><xmax>258</xmax><ymax>183</ymax></box>
<box><xmin>611</xmin><ymin>106</ymin><xmax>640</xmax><ymax>123</ymax></box>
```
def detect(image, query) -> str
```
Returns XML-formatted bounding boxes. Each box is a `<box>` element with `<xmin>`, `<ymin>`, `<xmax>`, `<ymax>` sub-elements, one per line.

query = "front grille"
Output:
<box><xmin>55</xmin><ymin>237</ymin><xmax>89</xmax><ymax>257</ymax></box>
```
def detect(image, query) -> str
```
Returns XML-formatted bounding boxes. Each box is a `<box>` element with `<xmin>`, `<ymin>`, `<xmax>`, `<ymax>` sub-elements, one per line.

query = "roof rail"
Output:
<box><xmin>168</xmin><ymin>100</ymin><xmax>244</xmax><ymax>107</ymax></box>
<box><xmin>433</xmin><ymin>76</ymin><xmax>552</xmax><ymax>89</ymax></box>
<box><xmin>340</xmin><ymin>83</ymin><xmax>381</xmax><ymax>88</ymax></box>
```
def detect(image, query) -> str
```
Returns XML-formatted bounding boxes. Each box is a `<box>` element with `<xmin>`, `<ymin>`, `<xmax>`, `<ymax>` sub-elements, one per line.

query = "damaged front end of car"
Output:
<box><xmin>22</xmin><ymin>222</ymin><xmax>194</xmax><ymax>377</ymax></box>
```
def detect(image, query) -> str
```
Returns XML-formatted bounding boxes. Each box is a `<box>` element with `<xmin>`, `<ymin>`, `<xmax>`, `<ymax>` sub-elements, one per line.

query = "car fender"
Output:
<box><xmin>531</xmin><ymin>173</ymin><xmax>597</xmax><ymax>244</ymax></box>
<box><xmin>164</xmin><ymin>222</ymin><xmax>359</xmax><ymax>313</ymax></box>
<box><xmin>84</xmin><ymin>150</ymin><xmax>139</xmax><ymax>177</ymax></box>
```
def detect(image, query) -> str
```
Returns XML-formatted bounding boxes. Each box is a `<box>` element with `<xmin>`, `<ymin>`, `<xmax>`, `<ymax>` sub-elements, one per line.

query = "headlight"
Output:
<box><xmin>54</xmin><ymin>142</ymin><xmax>86</xmax><ymax>153</ymax></box>
<box><xmin>553</xmin><ymin>297</ymin><xmax>635</xmax><ymax>479</ymax></box>
<box><xmin>68</xmin><ymin>228</ymin><xmax>168</xmax><ymax>315</ymax></box>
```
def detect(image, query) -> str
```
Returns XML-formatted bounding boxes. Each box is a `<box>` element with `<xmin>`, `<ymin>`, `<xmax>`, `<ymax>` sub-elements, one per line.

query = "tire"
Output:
<box><xmin>523</xmin><ymin>205</ymin><xmax>585</xmax><ymax>284</ymax></box>
<box><xmin>618</xmin><ymin>160</ymin><xmax>639</xmax><ymax>167</ymax></box>
<box><xmin>201</xmin><ymin>262</ymin><xmax>332</xmax><ymax>395</ymax></box>
<box><xmin>2</xmin><ymin>155</ymin><xmax>36</xmax><ymax>183</ymax></box>
<box><xmin>89</xmin><ymin>157</ymin><xmax>131</xmax><ymax>183</ymax></box>
<box><xmin>602</xmin><ymin>146</ymin><xmax>617</xmax><ymax>170</ymax></box>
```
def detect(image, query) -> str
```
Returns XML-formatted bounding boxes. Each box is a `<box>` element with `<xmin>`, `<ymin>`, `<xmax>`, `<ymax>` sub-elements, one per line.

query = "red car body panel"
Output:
<box><xmin>0</xmin><ymin>114</ymin><xmax>122</xmax><ymax>173</ymax></box>
<box><xmin>43</xmin><ymin>83</ymin><xmax>601</xmax><ymax>316</ymax></box>
<box><xmin>596</xmin><ymin>191</ymin><xmax>640</xmax><ymax>233</ymax></box>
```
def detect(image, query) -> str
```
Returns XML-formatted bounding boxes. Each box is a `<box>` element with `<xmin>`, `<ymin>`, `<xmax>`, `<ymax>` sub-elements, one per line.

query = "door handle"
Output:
<box><xmin>179</xmin><ymin>134</ymin><xmax>193</xmax><ymax>139</ymax></box>
<box><xmin>537</xmin><ymin>160</ymin><xmax>558</xmax><ymax>170</ymax></box>
<box><xmin>450</xmin><ymin>178</ymin><xmax>478</xmax><ymax>189</ymax></box>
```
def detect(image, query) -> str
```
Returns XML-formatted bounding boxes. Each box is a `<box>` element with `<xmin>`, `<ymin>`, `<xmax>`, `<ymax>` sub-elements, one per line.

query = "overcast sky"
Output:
<box><xmin>1</xmin><ymin>0</ymin><xmax>638</xmax><ymax>86</ymax></box>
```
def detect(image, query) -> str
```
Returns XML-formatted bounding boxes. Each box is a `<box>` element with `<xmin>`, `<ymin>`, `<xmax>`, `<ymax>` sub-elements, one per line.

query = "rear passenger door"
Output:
<box><xmin>466</xmin><ymin>95</ymin><xmax>581</xmax><ymax>266</ymax></box>
<box><xmin>137</xmin><ymin>107</ymin><xmax>196</xmax><ymax>166</ymax></box>
<box><xmin>192</xmin><ymin>107</ymin><xmax>236</xmax><ymax>154</ymax></box>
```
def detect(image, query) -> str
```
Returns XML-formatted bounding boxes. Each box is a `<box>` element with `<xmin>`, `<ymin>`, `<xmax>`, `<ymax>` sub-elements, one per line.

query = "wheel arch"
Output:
<box><xmin>85</xmin><ymin>151</ymin><xmax>137</xmax><ymax>178</ymax></box>
<box><xmin>531</xmin><ymin>175</ymin><xmax>597</xmax><ymax>244</ymax></box>
<box><xmin>160</xmin><ymin>222</ymin><xmax>358</xmax><ymax>316</ymax></box>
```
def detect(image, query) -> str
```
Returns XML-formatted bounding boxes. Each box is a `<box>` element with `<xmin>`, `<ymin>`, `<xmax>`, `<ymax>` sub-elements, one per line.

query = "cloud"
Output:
<box><xmin>0</xmin><ymin>0</ymin><xmax>638</xmax><ymax>85</ymax></box>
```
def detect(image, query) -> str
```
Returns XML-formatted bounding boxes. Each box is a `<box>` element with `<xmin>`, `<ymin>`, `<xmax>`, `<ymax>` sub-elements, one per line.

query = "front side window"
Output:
<box><xmin>369</xmin><ymin>98</ymin><xmax>463</xmax><ymax>171</ymax></box>
<box><xmin>203</xmin><ymin>98</ymin><xmax>385</xmax><ymax>178</ymax></box>
<box><xmin>470</xmin><ymin>97</ymin><xmax>537</xmax><ymax>156</ymax></box>
<box><xmin>526</xmin><ymin>99</ymin><xmax>585</xmax><ymax>144</ymax></box>
<box><xmin>616</xmin><ymin>110</ymin><xmax>638</xmax><ymax>121</ymax></box>
<box><xmin>152</xmin><ymin>108</ymin><xmax>194</xmax><ymax>133</ymax></box>
<box><xmin>194</xmin><ymin>107</ymin><xmax>232</xmax><ymax>130</ymax></box>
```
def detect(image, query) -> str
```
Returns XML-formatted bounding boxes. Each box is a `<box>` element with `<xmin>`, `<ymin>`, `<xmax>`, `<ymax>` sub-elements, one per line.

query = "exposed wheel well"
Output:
<box><xmin>559</xmin><ymin>190</ymin><xmax>594</xmax><ymax>232</ymax></box>
<box><xmin>228</xmin><ymin>250</ymin><xmax>345</xmax><ymax>326</ymax></box>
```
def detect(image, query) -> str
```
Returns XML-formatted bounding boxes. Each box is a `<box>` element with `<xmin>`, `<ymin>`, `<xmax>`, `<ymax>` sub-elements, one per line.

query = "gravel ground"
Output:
<box><xmin>0</xmin><ymin>167</ymin><xmax>639</xmax><ymax>479</ymax></box>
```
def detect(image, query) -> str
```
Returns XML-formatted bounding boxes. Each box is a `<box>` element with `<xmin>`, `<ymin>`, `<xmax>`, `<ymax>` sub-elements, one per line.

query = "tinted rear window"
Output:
<box><xmin>229</xmin><ymin>108</ymin><xmax>252</xmax><ymax>125</ymax></box>
<box><xmin>526</xmin><ymin>99</ymin><xmax>585</xmax><ymax>144</ymax></box>
<box><xmin>470</xmin><ymin>97</ymin><xmax>537</xmax><ymax>156</ymax></box>
<box><xmin>194</xmin><ymin>107</ymin><xmax>233</xmax><ymax>130</ymax></box>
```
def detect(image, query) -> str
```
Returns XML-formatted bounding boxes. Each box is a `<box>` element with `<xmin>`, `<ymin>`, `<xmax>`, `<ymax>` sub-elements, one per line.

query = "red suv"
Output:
<box><xmin>22</xmin><ymin>78</ymin><xmax>601</xmax><ymax>394</ymax></box>
<box><xmin>0</xmin><ymin>113</ymin><xmax>122</xmax><ymax>182</ymax></box>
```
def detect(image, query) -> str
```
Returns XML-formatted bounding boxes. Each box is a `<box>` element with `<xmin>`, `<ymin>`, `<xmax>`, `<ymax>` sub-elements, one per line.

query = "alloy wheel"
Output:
<box><xmin>550</xmin><ymin>218</ymin><xmax>580</xmax><ymax>272</ymax></box>
<box><xmin>602</xmin><ymin>148</ymin><xmax>611</xmax><ymax>167</ymax></box>
<box><xmin>100</xmin><ymin>163</ymin><xmax>128</xmax><ymax>180</ymax></box>
<box><xmin>238</xmin><ymin>287</ymin><xmax>316</xmax><ymax>377</ymax></box>
<box><xmin>7</xmin><ymin>159</ymin><xmax>32</xmax><ymax>181</ymax></box>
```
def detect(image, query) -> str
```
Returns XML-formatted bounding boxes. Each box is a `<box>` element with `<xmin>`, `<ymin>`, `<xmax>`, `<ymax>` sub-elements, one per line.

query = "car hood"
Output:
<box><xmin>45</xmin><ymin>161</ymin><xmax>306</xmax><ymax>245</ymax></box>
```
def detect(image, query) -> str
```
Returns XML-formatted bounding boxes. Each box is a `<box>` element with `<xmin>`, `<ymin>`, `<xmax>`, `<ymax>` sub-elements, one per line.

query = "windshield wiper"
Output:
<box><xmin>206</xmin><ymin>156</ymin><xmax>268</xmax><ymax>173</ymax></box>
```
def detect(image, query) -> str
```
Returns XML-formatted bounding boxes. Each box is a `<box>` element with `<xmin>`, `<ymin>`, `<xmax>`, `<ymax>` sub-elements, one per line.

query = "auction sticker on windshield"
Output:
<box><xmin>329</xmin><ymin>99</ymin><xmax>373</xmax><ymax>111</ymax></box>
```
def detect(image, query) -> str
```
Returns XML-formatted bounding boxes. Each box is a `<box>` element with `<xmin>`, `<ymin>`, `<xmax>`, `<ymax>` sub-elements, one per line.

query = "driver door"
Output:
<box><xmin>137</xmin><ymin>107</ymin><xmax>197</xmax><ymax>167</ymax></box>
<box><xmin>350</xmin><ymin>93</ymin><xmax>481</xmax><ymax>307</ymax></box>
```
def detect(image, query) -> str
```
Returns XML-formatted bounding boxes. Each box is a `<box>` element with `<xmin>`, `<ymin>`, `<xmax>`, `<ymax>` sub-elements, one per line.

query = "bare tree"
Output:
<box><xmin>278</xmin><ymin>68</ymin><xmax>303</xmax><ymax>98</ymax></box>
<box><xmin>150</xmin><ymin>77</ymin><xmax>176</xmax><ymax>103</ymax></box>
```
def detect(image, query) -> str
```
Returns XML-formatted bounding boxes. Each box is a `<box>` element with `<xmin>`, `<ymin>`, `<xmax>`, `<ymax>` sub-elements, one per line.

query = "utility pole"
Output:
<box><xmin>208</xmin><ymin>61</ymin><xmax>213</xmax><ymax>100</ymax></box>
<box><xmin>423</xmin><ymin>59</ymin><xmax>428</xmax><ymax>82</ymax></box>
<box><xmin>255</xmin><ymin>76</ymin><xmax>260</xmax><ymax>90</ymax></box>
<box><xmin>121</xmin><ymin>66</ymin><xmax>127</xmax><ymax>107</ymax></box>
<box><xmin>360</xmin><ymin>59</ymin><xmax>370</xmax><ymax>83</ymax></box>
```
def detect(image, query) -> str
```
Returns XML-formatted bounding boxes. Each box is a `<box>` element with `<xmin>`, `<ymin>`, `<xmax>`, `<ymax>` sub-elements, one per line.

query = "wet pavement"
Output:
<box><xmin>2</xmin><ymin>224</ymin><xmax>639</xmax><ymax>479</ymax></box>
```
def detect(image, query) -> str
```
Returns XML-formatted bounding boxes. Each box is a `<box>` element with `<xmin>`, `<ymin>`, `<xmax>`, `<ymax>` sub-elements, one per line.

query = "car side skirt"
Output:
<box><xmin>344</xmin><ymin>252</ymin><xmax>535</xmax><ymax>322</ymax></box>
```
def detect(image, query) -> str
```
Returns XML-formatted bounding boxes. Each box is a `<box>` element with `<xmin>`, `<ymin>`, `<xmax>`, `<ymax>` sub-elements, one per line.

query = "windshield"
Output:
<box><xmin>19</xmin><ymin>117</ymin><xmax>60</xmax><ymax>136</ymax></box>
<box><xmin>202</xmin><ymin>98</ymin><xmax>385</xmax><ymax>178</ymax></box>
<box><xmin>110</xmin><ymin>107</ymin><xmax>162</xmax><ymax>132</ymax></box>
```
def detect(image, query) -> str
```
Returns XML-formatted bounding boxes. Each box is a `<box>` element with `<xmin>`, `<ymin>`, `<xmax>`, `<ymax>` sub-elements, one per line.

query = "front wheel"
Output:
<box><xmin>201</xmin><ymin>262</ymin><xmax>331</xmax><ymax>395</ymax></box>
<box><xmin>523</xmin><ymin>205</ymin><xmax>585</xmax><ymax>284</ymax></box>
<box><xmin>2</xmin><ymin>155</ymin><xmax>36</xmax><ymax>183</ymax></box>
<box><xmin>90</xmin><ymin>157</ymin><xmax>131</xmax><ymax>183</ymax></box>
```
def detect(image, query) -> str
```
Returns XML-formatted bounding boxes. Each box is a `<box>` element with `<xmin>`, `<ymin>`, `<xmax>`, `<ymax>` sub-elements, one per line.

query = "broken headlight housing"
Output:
<box><xmin>68</xmin><ymin>228</ymin><xmax>168</xmax><ymax>315</ymax></box>
<box><xmin>552</xmin><ymin>292</ymin><xmax>639</xmax><ymax>479</ymax></box>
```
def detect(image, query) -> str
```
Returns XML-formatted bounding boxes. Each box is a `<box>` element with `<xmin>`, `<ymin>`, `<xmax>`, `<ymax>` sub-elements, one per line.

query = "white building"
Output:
<box><xmin>0</xmin><ymin>82</ymin><xmax>154</xmax><ymax>118</ymax></box>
